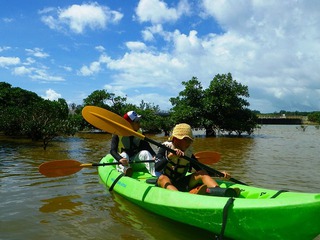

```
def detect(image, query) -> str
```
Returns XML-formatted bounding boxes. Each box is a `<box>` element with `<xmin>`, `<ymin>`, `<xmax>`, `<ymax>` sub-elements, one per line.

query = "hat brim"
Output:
<box><xmin>132</xmin><ymin>115</ymin><xmax>141</xmax><ymax>122</ymax></box>
<box><xmin>170</xmin><ymin>135</ymin><xmax>193</xmax><ymax>141</ymax></box>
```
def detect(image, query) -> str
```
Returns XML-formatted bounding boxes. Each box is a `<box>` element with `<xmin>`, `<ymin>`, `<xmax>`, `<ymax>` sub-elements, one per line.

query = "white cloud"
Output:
<box><xmin>135</xmin><ymin>0</ymin><xmax>190</xmax><ymax>24</ymax></box>
<box><xmin>76</xmin><ymin>0</ymin><xmax>320</xmax><ymax>112</ymax></box>
<box><xmin>60</xmin><ymin>65</ymin><xmax>72</xmax><ymax>72</ymax></box>
<box><xmin>78</xmin><ymin>53</ymin><xmax>111</xmax><ymax>76</ymax></box>
<box><xmin>30</xmin><ymin>69</ymin><xmax>65</xmax><ymax>82</ymax></box>
<box><xmin>13</xmin><ymin>66</ymin><xmax>32</xmax><ymax>75</ymax></box>
<box><xmin>40</xmin><ymin>2</ymin><xmax>123</xmax><ymax>34</ymax></box>
<box><xmin>18</xmin><ymin>1</ymin><xmax>319</xmax><ymax>112</ymax></box>
<box><xmin>95</xmin><ymin>45</ymin><xmax>105</xmax><ymax>52</ymax></box>
<box><xmin>24</xmin><ymin>57</ymin><xmax>36</xmax><ymax>65</ymax></box>
<box><xmin>11</xmin><ymin>63</ymin><xmax>65</xmax><ymax>82</ymax></box>
<box><xmin>127</xmin><ymin>92</ymin><xmax>171</xmax><ymax>109</ymax></box>
<box><xmin>42</xmin><ymin>89</ymin><xmax>62</xmax><ymax>100</ymax></box>
<box><xmin>0</xmin><ymin>56</ymin><xmax>20</xmax><ymax>67</ymax></box>
<box><xmin>141</xmin><ymin>24</ymin><xmax>164</xmax><ymax>41</ymax></box>
<box><xmin>106</xmin><ymin>50</ymin><xmax>185</xmax><ymax>92</ymax></box>
<box><xmin>78</xmin><ymin>61</ymin><xmax>101</xmax><ymax>76</ymax></box>
<box><xmin>25</xmin><ymin>48</ymin><xmax>49</xmax><ymax>58</ymax></box>
<box><xmin>191</xmin><ymin>0</ymin><xmax>320</xmax><ymax>111</ymax></box>
<box><xmin>0</xmin><ymin>46</ymin><xmax>11</xmax><ymax>52</ymax></box>
<box><xmin>126</xmin><ymin>41</ymin><xmax>147</xmax><ymax>52</ymax></box>
<box><xmin>104</xmin><ymin>84</ymin><xmax>126</xmax><ymax>97</ymax></box>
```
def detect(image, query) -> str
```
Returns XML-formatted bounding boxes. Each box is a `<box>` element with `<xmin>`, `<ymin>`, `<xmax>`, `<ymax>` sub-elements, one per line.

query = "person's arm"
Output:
<box><xmin>110</xmin><ymin>135</ymin><xmax>123</xmax><ymax>161</ymax></box>
<box><xmin>155</xmin><ymin>147</ymin><xmax>168</xmax><ymax>172</ymax></box>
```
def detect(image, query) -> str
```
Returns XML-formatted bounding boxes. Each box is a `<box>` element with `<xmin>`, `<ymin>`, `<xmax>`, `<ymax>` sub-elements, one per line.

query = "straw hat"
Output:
<box><xmin>170</xmin><ymin>123</ymin><xmax>193</xmax><ymax>141</ymax></box>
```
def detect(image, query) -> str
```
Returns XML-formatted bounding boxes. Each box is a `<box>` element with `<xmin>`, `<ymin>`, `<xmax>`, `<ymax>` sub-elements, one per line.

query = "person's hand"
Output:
<box><xmin>168</xmin><ymin>149</ymin><xmax>184</xmax><ymax>159</ymax></box>
<box><xmin>119</xmin><ymin>158</ymin><xmax>129</xmax><ymax>166</ymax></box>
<box><xmin>221</xmin><ymin>171</ymin><xmax>231</xmax><ymax>179</ymax></box>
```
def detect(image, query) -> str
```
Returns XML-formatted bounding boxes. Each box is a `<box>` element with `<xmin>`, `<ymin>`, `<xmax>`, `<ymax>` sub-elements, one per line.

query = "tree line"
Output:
<box><xmin>1</xmin><ymin>73</ymin><xmax>318</xmax><ymax>149</ymax></box>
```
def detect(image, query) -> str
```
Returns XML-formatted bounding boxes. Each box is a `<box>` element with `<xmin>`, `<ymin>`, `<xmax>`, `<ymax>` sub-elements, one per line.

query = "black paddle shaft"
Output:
<box><xmin>91</xmin><ymin>160</ymin><xmax>154</xmax><ymax>167</ymax></box>
<box><xmin>145</xmin><ymin>137</ymin><xmax>247</xmax><ymax>185</ymax></box>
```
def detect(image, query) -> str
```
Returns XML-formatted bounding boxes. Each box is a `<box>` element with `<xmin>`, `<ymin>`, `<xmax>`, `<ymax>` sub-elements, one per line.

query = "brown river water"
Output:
<box><xmin>1</xmin><ymin>125</ymin><xmax>320</xmax><ymax>240</ymax></box>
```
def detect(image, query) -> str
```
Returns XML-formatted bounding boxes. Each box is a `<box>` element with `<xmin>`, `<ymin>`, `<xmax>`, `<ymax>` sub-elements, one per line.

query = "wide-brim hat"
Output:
<box><xmin>170</xmin><ymin>123</ymin><xmax>193</xmax><ymax>141</ymax></box>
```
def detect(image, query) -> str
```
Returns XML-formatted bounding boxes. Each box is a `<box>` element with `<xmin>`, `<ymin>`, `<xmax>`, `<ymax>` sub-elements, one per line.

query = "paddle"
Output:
<box><xmin>82</xmin><ymin>106</ymin><xmax>247</xmax><ymax>185</ymax></box>
<box><xmin>39</xmin><ymin>159</ymin><xmax>155</xmax><ymax>177</ymax></box>
<box><xmin>38</xmin><ymin>152</ymin><xmax>219</xmax><ymax>178</ymax></box>
<box><xmin>194</xmin><ymin>151</ymin><xmax>220</xmax><ymax>165</ymax></box>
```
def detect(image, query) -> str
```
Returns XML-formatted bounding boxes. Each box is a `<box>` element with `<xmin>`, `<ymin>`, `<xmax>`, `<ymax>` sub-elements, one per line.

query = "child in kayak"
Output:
<box><xmin>110</xmin><ymin>110</ymin><xmax>156</xmax><ymax>177</ymax></box>
<box><xmin>155</xmin><ymin>123</ymin><xmax>237</xmax><ymax>196</ymax></box>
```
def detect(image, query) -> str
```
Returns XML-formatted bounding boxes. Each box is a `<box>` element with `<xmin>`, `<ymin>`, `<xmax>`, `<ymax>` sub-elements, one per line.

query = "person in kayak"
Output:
<box><xmin>110</xmin><ymin>110</ymin><xmax>156</xmax><ymax>177</ymax></box>
<box><xmin>155</xmin><ymin>123</ymin><xmax>233</xmax><ymax>195</ymax></box>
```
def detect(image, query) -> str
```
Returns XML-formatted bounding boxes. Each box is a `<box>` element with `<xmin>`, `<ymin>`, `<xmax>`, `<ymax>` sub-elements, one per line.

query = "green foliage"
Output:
<box><xmin>136</xmin><ymin>100</ymin><xmax>163</xmax><ymax>134</ymax></box>
<box><xmin>83</xmin><ymin>89</ymin><xmax>113</xmax><ymax>109</ymax></box>
<box><xmin>170</xmin><ymin>77</ymin><xmax>204</xmax><ymax>127</ymax></box>
<box><xmin>204</xmin><ymin>73</ymin><xmax>254</xmax><ymax>135</ymax></box>
<box><xmin>82</xmin><ymin>89</ymin><xmax>128</xmax><ymax>114</ymax></box>
<box><xmin>170</xmin><ymin>73</ymin><xmax>258</xmax><ymax>136</ymax></box>
<box><xmin>308</xmin><ymin>112</ymin><xmax>320</xmax><ymax>124</ymax></box>
<box><xmin>0</xmin><ymin>82</ymin><xmax>78</xmax><ymax>149</ymax></box>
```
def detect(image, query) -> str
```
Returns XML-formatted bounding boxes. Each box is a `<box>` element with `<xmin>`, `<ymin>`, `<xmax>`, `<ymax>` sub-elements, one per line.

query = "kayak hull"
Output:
<box><xmin>98</xmin><ymin>154</ymin><xmax>320</xmax><ymax>239</ymax></box>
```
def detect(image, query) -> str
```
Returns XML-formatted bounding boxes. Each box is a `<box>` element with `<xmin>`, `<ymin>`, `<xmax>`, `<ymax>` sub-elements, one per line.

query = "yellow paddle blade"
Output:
<box><xmin>194</xmin><ymin>151</ymin><xmax>221</xmax><ymax>165</ymax></box>
<box><xmin>82</xmin><ymin>106</ymin><xmax>145</xmax><ymax>139</ymax></box>
<box><xmin>39</xmin><ymin>160</ymin><xmax>85</xmax><ymax>177</ymax></box>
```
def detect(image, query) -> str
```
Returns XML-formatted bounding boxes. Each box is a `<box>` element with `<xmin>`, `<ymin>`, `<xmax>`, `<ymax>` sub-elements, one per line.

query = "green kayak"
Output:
<box><xmin>98</xmin><ymin>154</ymin><xmax>320</xmax><ymax>240</ymax></box>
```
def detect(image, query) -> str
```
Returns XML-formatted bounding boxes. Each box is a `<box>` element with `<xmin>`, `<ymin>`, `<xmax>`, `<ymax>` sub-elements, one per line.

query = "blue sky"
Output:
<box><xmin>1</xmin><ymin>0</ymin><xmax>320</xmax><ymax>113</ymax></box>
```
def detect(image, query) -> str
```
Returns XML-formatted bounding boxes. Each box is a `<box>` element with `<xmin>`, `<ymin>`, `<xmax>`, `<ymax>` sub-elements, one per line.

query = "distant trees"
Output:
<box><xmin>81</xmin><ymin>91</ymin><xmax>164</xmax><ymax>133</ymax></box>
<box><xmin>0</xmin><ymin>82</ymin><xmax>78</xmax><ymax>149</ymax></box>
<box><xmin>0</xmin><ymin>73</ymin><xmax>259</xmax><ymax>148</ymax></box>
<box><xmin>308</xmin><ymin>112</ymin><xmax>320</xmax><ymax>124</ymax></box>
<box><xmin>170</xmin><ymin>73</ymin><xmax>258</xmax><ymax>136</ymax></box>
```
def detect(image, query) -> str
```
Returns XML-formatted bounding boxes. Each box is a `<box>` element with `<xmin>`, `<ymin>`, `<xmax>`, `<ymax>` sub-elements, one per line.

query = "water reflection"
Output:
<box><xmin>40</xmin><ymin>195</ymin><xmax>83</xmax><ymax>215</ymax></box>
<box><xmin>108</xmin><ymin>192</ymin><xmax>214</xmax><ymax>240</ymax></box>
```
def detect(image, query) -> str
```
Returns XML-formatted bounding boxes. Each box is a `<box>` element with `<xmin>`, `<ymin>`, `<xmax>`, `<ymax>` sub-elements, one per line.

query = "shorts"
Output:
<box><xmin>172</xmin><ymin>174</ymin><xmax>192</xmax><ymax>192</ymax></box>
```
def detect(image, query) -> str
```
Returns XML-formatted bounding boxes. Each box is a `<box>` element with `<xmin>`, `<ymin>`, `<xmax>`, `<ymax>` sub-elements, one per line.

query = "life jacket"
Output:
<box><xmin>162</xmin><ymin>141</ymin><xmax>193</xmax><ymax>182</ymax></box>
<box><xmin>117</xmin><ymin>130</ymin><xmax>142</xmax><ymax>157</ymax></box>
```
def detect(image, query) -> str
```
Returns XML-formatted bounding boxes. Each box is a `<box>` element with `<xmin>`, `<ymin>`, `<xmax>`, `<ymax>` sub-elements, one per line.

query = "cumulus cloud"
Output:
<box><xmin>0</xmin><ymin>56</ymin><xmax>20</xmax><ymax>67</ymax></box>
<box><xmin>198</xmin><ymin>0</ymin><xmax>320</xmax><ymax>111</ymax></box>
<box><xmin>11</xmin><ymin>64</ymin><xmax>65</xmax><ymax>82</ymax></box>
<box><xmin>95</xmin><ymin>45</ymin><xmax>105</xmax><ymax>52</ymax></box>
<box><xmin>96</xmin><ymin>0</ymin><xmax>319</xmax><ymax>112</ymax></box>
<box><xmin>60</xmin><ymin>65</ymin><xmax>72</xmax><ymax>72</ymax></box>
<box><xmin>40</xmin><ymin>2</ymin><xmax>123</xmax><ymax>34</ymax></box>
<box><xmin>141</xmin><ymin>24</ymin><xmax>164</xmax><ymax>41</ymax></box>
<box><xmin>29</xmin><ymin>69</ymin><xmax>65</xmax><ymax>82</ymax></box>
<box><xmin>5</xmin><ymin>1</ymin><xmax>319</xmax><ymax>112</ymax></box>
<box><xmin>135</xmin><ymin>0</ymin><xmax>190</xmax><ymax>24</ymax></box>
<box><xmin>25</xmin><ymin>48</ymin><xmax>49</xmax><ymax>58</ymax></box>
<box><xmin>42</xmin><ymin>89</ymin><xmax>62</xmax><ymax>100</ymax></box>
<box><xmin>125</xmin><ymin>41</ymin><xmax>147</xmax><ymax>52</ymax></box>
<box><xmin>78</xmin><ymin>54</ymin><xmax>111</xmax><ymax>76</ymax></box>
<box><xmin>13</xmin><ymin>66</ymin><xmax>32</xmax><ymax>75</ymax></box>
